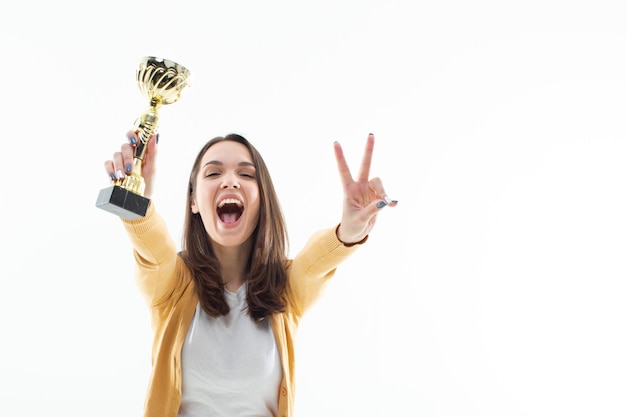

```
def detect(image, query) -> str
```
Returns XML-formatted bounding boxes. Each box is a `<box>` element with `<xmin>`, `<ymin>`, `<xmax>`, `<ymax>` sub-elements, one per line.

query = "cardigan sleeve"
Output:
<box><xmin>286</xmin><ymin>226</ymin><xmax>364</xmax><ymax>318</ymax></box>
<box><xmin>120</xmin><ymin>202</ymin><xmax>181</xmax><ymax>308</ymax></box>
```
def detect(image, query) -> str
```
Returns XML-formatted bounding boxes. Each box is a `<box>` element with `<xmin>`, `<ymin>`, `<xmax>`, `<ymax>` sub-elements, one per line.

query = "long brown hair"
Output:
<box><xmin>179</xmin><ymin>134</ymin><xmax>288</xmax><ymax>321</ymax></box>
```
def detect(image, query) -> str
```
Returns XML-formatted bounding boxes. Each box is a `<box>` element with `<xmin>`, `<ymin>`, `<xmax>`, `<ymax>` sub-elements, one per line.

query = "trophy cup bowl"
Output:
<box><xmin>137</xmin><ymin>57</ymin><xmax>191</xmax><ymax>105</ymax></box>
<box><xmin>96</xmin><ymin>57</ymin><xmax>191</xmax><ymax>219</ymax></box>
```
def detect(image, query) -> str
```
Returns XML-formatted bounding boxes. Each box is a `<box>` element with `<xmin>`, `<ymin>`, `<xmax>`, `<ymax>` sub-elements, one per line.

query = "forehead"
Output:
<box><xmin>201</xmin><ymin>140</ymin><xmax>253</xmax><ymax>165</ymax></box>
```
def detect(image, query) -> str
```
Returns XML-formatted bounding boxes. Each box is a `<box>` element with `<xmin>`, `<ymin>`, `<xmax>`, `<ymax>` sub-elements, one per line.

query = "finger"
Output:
<box><xmin>364</xmin><ymin>199</ymin><xmax>383</xmax><ymax>220</ymax></box>
<box><xmin>103</xmin><ymin>160</ymin><xmax>116</xmax><ymax>181</ymax></box>
<box><xmin>356</xmin><ymin>133</ymin><xmax>375</xmax><ymax>183</ymax></box>
<box><xmin>112</xmin><ymin>151</ymin><xmax>125</xmax><ymax>179</ymax></box>
<box><xmin>126</xmin><ymin>130</ymin><xmax>139</xmax><ymax>147</ymax></box>
<box><xmin>369</xmin><ymin>177</ymin><xmax>398</xmax><ymax>208</ymax></box>
<box><xmin>121</xmin><ymin>143</ymin><xmax>135</xmax><ymax>173</ymax></box>
<box><xmin>112</xmin><ymin>144</ymin><xmax>135</xmax><ymax>180</ymax></box>
<box><xmin>334</xmin><ymin>141</ymin><xmax>354</xmax><ymax>189</ymax></box>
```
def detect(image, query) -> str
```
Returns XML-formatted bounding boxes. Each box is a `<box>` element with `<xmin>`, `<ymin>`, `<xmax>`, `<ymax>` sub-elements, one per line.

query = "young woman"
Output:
<box><xmin>104</xmin><ymin>132</ymin><xmax>397</xmax><ymax>417</ymax></box>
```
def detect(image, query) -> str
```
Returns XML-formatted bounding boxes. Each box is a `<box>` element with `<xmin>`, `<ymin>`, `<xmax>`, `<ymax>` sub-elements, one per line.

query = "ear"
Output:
<box><xmin>191</xmin><ymin>199</ymin><xmax>199</xmax><ymax>214</ymax></box>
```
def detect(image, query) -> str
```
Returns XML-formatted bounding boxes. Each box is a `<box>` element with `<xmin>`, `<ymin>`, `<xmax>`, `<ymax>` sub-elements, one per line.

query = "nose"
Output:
<box><xmin>220</xmin><ymin>175</ymin><xmax>240</xmax><ymax>189</ymax></box>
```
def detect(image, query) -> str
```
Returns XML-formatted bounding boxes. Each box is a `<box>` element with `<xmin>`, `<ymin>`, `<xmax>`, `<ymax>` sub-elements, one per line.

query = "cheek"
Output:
<box><xmin>194</xmin><ymin>183</ymin><xmax>216</xmax><ymax>213</ymax></box>
<box><xmin>250</xmin><ymin>188</ymin><xmax>259</xmax><ymax>203</ymax></box>
<box><xmin>248</xmin><ymin>189</ymin><xmax>261</xmax><ymax>218</ymax></box>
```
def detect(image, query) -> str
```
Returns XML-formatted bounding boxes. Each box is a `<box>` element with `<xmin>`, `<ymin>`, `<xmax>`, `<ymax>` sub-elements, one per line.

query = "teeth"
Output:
<box><xmin>217</xmin><ymin>198</ymin><xmax>243</xmax><ymax>208</ymax></box>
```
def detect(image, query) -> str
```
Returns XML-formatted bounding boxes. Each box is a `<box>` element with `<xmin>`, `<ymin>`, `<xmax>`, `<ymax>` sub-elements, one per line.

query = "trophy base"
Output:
<box><xmin>96</xmin><ymin>185</ymin><xmax>150</xmax><ymax>220</ymax></box>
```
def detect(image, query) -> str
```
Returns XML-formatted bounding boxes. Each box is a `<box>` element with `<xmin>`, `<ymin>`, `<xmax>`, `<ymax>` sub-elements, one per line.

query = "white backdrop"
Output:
<box><xmin>1</xmin><ymin>1</ymin><xmax>625</xmax><ymax>416</ymax></box>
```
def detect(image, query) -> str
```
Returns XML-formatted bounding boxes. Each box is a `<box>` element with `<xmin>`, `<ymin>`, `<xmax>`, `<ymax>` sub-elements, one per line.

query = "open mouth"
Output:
<box><xmin>217</xmin><ymin>198</ymin><xmax>244</xmax><ymax>224</ymax></box>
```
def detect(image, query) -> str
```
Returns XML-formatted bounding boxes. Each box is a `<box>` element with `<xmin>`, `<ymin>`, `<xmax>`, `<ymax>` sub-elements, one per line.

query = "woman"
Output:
<box><xmin>104</xmin><ymin>132</ymin><xmax>397</xmax><ymax>417</ymax></box>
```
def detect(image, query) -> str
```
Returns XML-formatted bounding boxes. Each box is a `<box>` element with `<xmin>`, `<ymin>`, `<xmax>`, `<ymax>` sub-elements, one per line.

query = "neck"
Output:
<box><xmin>213</xmin><ymin>240</ymin><xmax>252</xmax><ymax>293</ymax></box>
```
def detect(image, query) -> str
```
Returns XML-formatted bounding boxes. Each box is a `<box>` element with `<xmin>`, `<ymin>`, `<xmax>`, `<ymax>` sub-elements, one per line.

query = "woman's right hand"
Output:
<box><xmin>103</xmin><ymin>131</ymin><xmax>159</xmax><ymax>199</ymax></box>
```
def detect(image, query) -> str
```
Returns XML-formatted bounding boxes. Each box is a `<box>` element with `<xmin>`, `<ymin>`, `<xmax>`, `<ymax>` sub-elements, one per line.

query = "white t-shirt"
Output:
<box><xmin>178</xmin><ymin>283</ymin><xmax>283</xmax><ymax>417</ymax></box>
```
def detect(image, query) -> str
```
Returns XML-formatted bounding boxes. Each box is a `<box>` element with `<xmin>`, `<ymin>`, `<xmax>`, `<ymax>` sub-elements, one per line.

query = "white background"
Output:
<box><xmin>1</xmin><ymin>1</ymin><xmax>625</xmax><ymax>416</ymax></box>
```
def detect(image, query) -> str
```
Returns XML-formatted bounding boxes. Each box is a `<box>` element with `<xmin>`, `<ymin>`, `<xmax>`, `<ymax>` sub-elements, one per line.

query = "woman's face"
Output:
<box><xmin>191</xmin><ymin>141</ymin><xmax>260</xmax><ymax>248</ymax></box>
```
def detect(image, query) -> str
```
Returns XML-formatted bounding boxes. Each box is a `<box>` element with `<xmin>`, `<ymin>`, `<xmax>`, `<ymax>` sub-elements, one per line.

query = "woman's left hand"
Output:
<box><xmin>334</xmin><ymin>133</ymin><xmax>397</xmax><ymax>245</ymax></box>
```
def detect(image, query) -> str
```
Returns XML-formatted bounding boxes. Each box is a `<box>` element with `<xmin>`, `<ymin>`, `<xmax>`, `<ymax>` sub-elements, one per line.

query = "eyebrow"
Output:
<box><xmin>202</xmin><ymin>160</ymin><xmax>255</xmax><ymax>168</ymax></box>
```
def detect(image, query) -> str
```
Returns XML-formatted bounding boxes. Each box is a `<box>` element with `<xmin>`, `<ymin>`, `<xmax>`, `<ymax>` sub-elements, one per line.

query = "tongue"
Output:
<box><xmin>221</xmin><ymin>213</ymin><xmax>239</xmax><ymax>224</ymax></box>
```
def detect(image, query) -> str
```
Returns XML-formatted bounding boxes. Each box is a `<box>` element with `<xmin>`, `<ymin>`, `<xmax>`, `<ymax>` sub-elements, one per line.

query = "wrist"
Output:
<box><xmin>335</xmin><ymin>224</ymin><xmax>368</xmax><ymax>247</ymax></box>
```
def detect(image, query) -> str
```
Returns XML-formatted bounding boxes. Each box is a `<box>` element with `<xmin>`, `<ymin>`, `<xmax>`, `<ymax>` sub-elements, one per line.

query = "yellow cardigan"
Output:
<box><xmin>122</xmin><ymin>203</ymin><xmax>362</xmax><ymax>417</ymax></box>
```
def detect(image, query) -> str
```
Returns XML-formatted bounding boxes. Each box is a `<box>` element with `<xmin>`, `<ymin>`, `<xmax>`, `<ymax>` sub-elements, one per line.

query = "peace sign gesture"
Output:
<box><xmin>334</xmin><ymin>133</ymin><xmax>397</xmax><ymax>245</ymax></box>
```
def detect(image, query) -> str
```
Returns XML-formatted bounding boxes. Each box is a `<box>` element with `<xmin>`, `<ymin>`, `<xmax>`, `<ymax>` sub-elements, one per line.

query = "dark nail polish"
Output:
<box><xmin>376</xmin><ymin>201</ymin><xmax>387</xmax><ymax>209</ymax></box>
<box><xmin>156</xmin><ymin>133</ymin><xmax>160</xmax><ymax>144</ymax></box>
<box><xmin>109</xmin><ymin>172</ymin><xmax>116</xmax><ymax>181</ymax></box>
<box><xmin>125</xmin><ymin>163</ymin><xmax>133</xmax><ymax>173</ymax></box>
<box><xmin>129</xmin><ymin>136</ymin><xmax>137</xmax><ymax>145</ymax></box>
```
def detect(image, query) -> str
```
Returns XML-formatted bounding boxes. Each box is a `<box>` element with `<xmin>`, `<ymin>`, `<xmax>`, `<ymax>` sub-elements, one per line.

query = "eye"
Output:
<box><xmin>204</xmin><ymin>171</ymin><xmax>220</xmax><ymax>178</ymax></box>
<box><xmin>239</xmin><ymin>170</ymin><xmax>256</xmax><ymax>179</ymax></box>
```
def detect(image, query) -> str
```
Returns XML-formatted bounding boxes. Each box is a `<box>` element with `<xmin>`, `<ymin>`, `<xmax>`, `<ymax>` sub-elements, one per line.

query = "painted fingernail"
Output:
<box><xmin>383</xmin><ymin>196</ymin><xmax>392</xmax><ymax>204</ymax></box>
<box><xmin>369</xmin><ymin>132</ymin><xmax>374</xmax><ymax>135</ymax></box>
<box><xmin>376</xmin><ymin>201</ymin><xmax>387</xmax><ymax>209</ymax></box>
<box><xmin>109</xmin><ymin>172</ymin><xmax>116</xmax><ymax>181</ymax></box>
<box><xmin>116</xmin><ymin>169</ymin><xmax>125</xmax><ymax>180</ymax></box>
<box><xmin>129</xmin><ymin>136</ymin><xmax>137</xmax><ymax>145</ymax></box>
<box><xmin>156</xmin><ymin>133</ymin><xmax>160</xmax><ymax>144</ymax></box>
<box><xmin>125</xmin><ymin>162</ymin><xmax>133</xmax><ymax>173</ymax></box>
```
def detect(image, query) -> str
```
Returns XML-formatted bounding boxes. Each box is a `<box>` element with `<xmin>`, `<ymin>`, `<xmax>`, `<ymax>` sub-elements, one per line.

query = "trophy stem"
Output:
<box><xmin>135</xmin><ymin>102</ymin><xmax>162</xmax><ymax>156</ymax></box>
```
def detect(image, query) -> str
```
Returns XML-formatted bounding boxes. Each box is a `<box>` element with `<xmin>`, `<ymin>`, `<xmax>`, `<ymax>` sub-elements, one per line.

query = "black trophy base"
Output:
<box><xmin>96</xmin><ymin>185</ymin><xmax>149</xmax><ymax>220</ymax></box>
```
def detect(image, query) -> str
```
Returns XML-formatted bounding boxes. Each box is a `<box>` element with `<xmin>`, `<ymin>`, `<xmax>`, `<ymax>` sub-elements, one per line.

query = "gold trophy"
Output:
<box><xmin>96</xmin><ymin>56</ymin><xmax>191</xmax><ymax>219</ymax></box>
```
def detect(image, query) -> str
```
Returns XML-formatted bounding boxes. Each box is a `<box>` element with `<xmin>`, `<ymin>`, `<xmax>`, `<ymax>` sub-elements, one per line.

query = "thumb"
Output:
<box><xmin>143</xmin><ymin>133</ymin><xmax>158</xmax><ymax>166</ymax></box>
<box><xmin>140</xmin><ymin>133</ymin><xmax>158</xmax><ymax>198</ymax></box>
